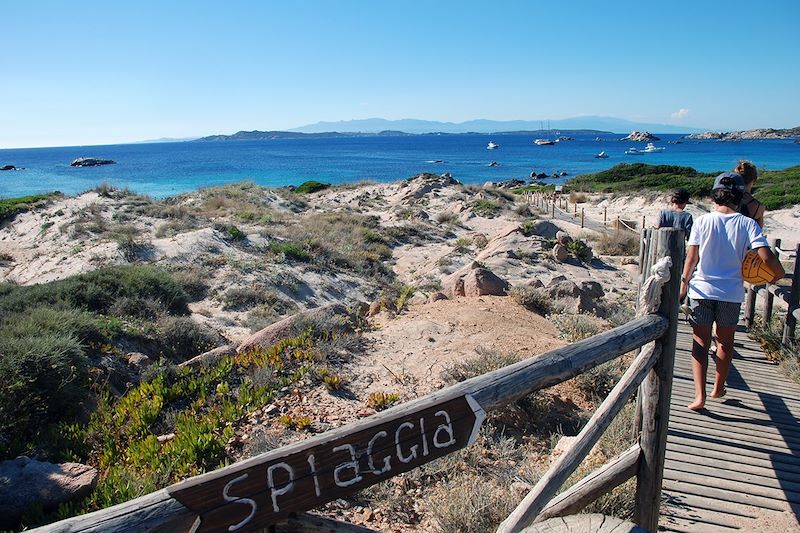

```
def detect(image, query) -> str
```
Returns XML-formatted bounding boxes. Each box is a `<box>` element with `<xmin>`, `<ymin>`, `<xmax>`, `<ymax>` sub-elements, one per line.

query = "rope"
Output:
<box><xmin>618</xmin><ymin>219</ymin><xmax>639</xmax><ymax>233</ymax></box>
<box><xmin>638</xmin><ymin>256</ymin><xmax>672</xmax><ymax>315</ymax></box>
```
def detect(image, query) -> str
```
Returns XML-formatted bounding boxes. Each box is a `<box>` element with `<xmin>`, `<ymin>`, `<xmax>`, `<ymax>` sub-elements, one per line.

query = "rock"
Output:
<box><xmin>552</xmin><ymin>243</ymin><xmax>569</xmax><ymax>262</ymax></box>
<box><xmin>179</xmin><ymin>344</ymin><xmax>237</xmax><ymax>370</ymax></box>
<box><xmin>69</xmin><ymin>157</ymin><xmax>115</xmax><ymax>167</ymax></box>
<box><xmin>351</xmin><ymin>301</ymin><xmax>370</xmax><ymax>319</ymax></box>
<box><xmin>407</xmin><ymin>292</ymin><xmax>427</xmax><ymax>307</ymax></box>
<box><xmin>410</xmin><ymin>209</ymin><xmax>429</xmax><ymax>221</ymax></box>
<box><xmin>579</xmin><ymin>280</ymin><xmax>605</xmax><ymax>299</ymax></box>
<box><xmin>0</xmin><ymin>457</ymin><xmax>97</xmax><ymax>526</ymax></box>
<box><xmin>399</xmin><ymin>173</ymin><xmax>459</xmax><ymax>201</ymax></box>
<box><xmin>528</xmin><ymin>279</ymin><xmax>545</xmax><ymax>289</ymax></box>
<box><xmin>428</xmin><ymin>291</ymin><xmax>448</xmax><ymax>302</ymax></box>
<box><xmin>523</xmin><ymin>220</ymin><xmax>559</xmax><ymax>239</ymax></box>
<box><xmin>548</xmin><ymin>281</ymin><xmax>582</xmax><ymax>299</ymax></box>
<box><xmin>0</xmin><ymin>165</ymin><xmax>17</xmax><ymax>171</ymax></box>
<box><xmin>126</xmin><ymin>352</ymin><xmax>151</xmax><ymax>370</ymax></box>
<box><xmin>547</xmin><ymin>275</ymin><xmax>568</xmax><ymax>287</ymax></box>
<box><xmin>443</xmin><ymin>276</ymin><xmax>465</xmax><ymax>298</ymax></box>
<box><xmin>621</xmin><ymin>257</ymin><xmax>639</xmax><ymax>265</ymax></box>
<box><xmin>620</xmin><ymin>131</ymin><xmax>660</xmax><ymax>142</ymax></box>
<box><xmin>238</xmin><ymin>304</ymin><xmax>354</xmax><ymax>353</ymax></box>
<box><xmin>368</xmin><ymin>299</ymin><xmax>396</xmax><ymax>317</ymax></box>
<box><xmin>556</xmin><ymin>231</ymin><xmax>573</xmax><ymax>246</ymax></box>
<box><xmin>463</xmin><ymin>268</ymin><xmax>509</xmax><ymax>297</ymax></box>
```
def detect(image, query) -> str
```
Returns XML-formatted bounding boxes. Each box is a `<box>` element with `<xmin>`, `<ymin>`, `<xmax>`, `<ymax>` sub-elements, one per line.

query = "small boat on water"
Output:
<box><xmin>534</xmin><ymin>139</ymin><xmax>555</xmax><ymax>146</ymax></box>
<box><xmin>643</xmin><ymin>142</ymin><xmax>665</xmax><ymax>153</ymax></box>
<box><xmin>625</xmin><ymin>147</ymin><xmax>643</xmax><ymax>155</ymax></box>
<box><xmin>488</xmin><ymin>161</ymin><xmax>499</xmax><ymax>167</ymax></box>
<box><xmin>487</xmin><ymin>141</ymin><xmax>499</xmax><ymax>150</ymax></box>
<box><xmin>595</xmin><ymin>151</ymin><xmax>609</xmax><ymax>159</ymax></box>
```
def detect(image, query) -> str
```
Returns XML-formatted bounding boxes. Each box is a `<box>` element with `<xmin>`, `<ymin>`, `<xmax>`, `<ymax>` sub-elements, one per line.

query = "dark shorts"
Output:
<box><xmin>688</xmin><ymin>298</ymin><xmax>741</xmax><ymax>328</ymax></box>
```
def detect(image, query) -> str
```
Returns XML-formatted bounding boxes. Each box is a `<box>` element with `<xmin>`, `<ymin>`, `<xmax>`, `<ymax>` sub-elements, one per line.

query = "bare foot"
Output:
<box><xmin>688</xmin><ymin>399</ymin><xmax>705</xmax><ymax>411</ymax></box>
<box><xmin>711</xmin><ymin>387</ymin><xmax>727</xmax><ymax>399</ymax></box>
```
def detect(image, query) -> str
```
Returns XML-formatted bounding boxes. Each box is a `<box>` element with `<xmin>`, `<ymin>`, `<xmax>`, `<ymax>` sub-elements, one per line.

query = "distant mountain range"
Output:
<box><xmin>289</xmin><ymin>116</ymin><xmax>707</xmax><ymax>135</ymax></box>
<box><xmin>194</xmin><ymin>128</ymin><xmax>613</xmax><ymax>142</ymax></box>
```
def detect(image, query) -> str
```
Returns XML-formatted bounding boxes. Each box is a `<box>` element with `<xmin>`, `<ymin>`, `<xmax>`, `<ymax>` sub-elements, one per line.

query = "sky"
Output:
<box><xmin>2</xmin><ymin>0</ymin><xmax>799</xmax><ymax>148</ymax></box>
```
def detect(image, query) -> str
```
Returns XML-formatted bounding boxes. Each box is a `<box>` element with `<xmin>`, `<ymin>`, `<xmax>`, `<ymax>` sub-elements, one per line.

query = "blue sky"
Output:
<box><xmin>2</xmin><ymin>0</ymin><xmax>799</xmax><ymax>148</ymax></box>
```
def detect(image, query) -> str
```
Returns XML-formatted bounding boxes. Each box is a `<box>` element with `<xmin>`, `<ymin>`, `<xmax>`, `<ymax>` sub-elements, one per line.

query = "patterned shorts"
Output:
<box><xmin>688</xmin><ymin>298</ymin><xmax>741</xmax><ymax>327</ymax></box>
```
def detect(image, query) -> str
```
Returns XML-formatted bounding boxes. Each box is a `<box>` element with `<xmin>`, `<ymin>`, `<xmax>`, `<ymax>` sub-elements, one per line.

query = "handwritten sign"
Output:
<box><xmin>168</xmin><ymin>393</ymin><xmax>485</xmax><ymax>532</ymax></box>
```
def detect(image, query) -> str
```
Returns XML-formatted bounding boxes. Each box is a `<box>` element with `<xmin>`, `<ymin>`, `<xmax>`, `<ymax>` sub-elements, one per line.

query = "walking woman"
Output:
<box><xmin>679</xmin><ymin>172</ymin><xmax>784</xmax><ymax>411</ymax></box>
<box><xmin>735</xmin><ymin>160</ymin><xmax>766</xmax><ymax>227</ymax></box>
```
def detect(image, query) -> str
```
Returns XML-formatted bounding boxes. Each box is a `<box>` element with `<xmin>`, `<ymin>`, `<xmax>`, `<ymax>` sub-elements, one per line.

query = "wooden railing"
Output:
<box><xmin>32</xmin><ymin>228</ymin><xmax>684</xmax><ymax>533</ymax></box>
<box><xmin>743</xmin><ymin>238</ymin><xmax>800</xmax><ymax>347</ymax></box>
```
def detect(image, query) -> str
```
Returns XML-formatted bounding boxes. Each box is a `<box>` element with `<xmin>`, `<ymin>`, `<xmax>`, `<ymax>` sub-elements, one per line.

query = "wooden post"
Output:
<box><xmin>634</xmin><ymin>228</ymin><xmax>684</xmax><ymax>532</ymax></box>
<box><xmin>616</xmin><ymin>215</ymin><xmax>620</xmax><ymax>236</ymax></box>
<box><xmin>763</xmin><ymin>238</ymin><xmax>781</xmax><ymax>327</ymax></box>
<box><xmin>604</xmin><ymin>206</ymin><xmax>607</xmax><ymax>224</ymax></box>
<box><xmin>782</xmin><ymin>243</ymin><xmax>800</xmax><ymax>346</ymax></box>
<box><xmin>552</xmin><ymin>201</ymin><xmax>555</xmax><ymax>218</ymax></box>
<box><xmin>581</xmin><ymin>208</ymin><xmax>585</xmax><ymax>228</ymax></box>
<box><xmin>744</xmin><ymin>283</ymin><xmax>758</xmax><ymax>329</ymax></box>
<box><xmin>574</xmin><ymin>202</ymin><xmax>577</xmax><ymax>217</ymax></box>
<box><xmin>641</xmin><ymin>215</ymin><xmax>646</xmax><ymax>232</ymax></box>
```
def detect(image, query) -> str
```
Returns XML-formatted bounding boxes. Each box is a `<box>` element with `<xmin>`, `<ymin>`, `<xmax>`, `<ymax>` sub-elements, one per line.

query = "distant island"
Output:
<box><xmin>195</xmin><ymin>129</ymin><xmax>613</xmax><ymax>142</ymax></box>
<box><xmin>685</xmin><ymin>127</ymin><xmax>800</xmax><ymax>140</ymax></box>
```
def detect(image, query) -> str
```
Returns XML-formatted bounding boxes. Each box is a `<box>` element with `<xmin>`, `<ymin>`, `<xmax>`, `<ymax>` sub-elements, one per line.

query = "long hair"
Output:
<box><xmin>712</xmin><ymin>188</ymin><xmax>743</xmax><ymax>208</ymax></box>
<box><xmin>735</xmin><ymin>160</ymin><xmax>758</xmax><ymax>185</ymax></box>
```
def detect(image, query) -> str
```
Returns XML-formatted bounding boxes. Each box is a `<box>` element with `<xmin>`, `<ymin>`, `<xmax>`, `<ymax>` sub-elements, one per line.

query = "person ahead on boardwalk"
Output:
<box><xmin>657</xmin><ymin>188</ymin><xmax>693</xmax><ymax>237</ymax></box>
<box><xmin>735</xmin><ymin>160</ymin><xmax>766</xmax><ymax>227</ymax></box>
<box><xmin>679</xmin><ymin>172</ymin><xmax>784</xmax><ymax>411</ymax></box>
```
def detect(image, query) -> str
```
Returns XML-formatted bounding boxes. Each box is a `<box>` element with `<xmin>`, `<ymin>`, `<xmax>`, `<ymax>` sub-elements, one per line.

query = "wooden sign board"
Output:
<box><xmin>168</xmin><ymin>393</ymin><xmax>485</xmax><ymax>532</ymax></box>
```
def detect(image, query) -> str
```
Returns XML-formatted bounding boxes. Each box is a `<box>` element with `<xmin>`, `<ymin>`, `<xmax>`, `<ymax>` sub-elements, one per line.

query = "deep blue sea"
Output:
<box><xmin>1</xmin><ymin>133</ymin><xmax>799</xmax><ymax>199</ymax></box>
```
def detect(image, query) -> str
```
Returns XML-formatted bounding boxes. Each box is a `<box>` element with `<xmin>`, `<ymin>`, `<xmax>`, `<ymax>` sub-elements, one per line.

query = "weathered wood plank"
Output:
<box><xmin>520</xmin><ymin>514</ymin><xmax>646</xmax><ymax>533</ymax></box>
<box><xmin>667</xmin><ymin>420</ymin><xmax>800</xmax><ymax>455</ymax></box>
<box><xmin>665</xmin><ymin>458</ymin><xmax>800</xmax><ymax>494</ymax></box>
<box><xmin>663</xmin><ymin>467</ymin><xmax>800</xmax><ymax>506</ymax></box>
<box><xmin>665</xmin><ymin>448</ymin><xmax>800</xmax><ymax>484</ymax></box>
<box><xmin>272</xmin><ymin>513</ymin><xmax>379</xmax><ymax>532</ymax></box>
<box><xmin>662</xmin><ymin>479</ymin><xmax>787</xmax><ymax>511</ymax></box>
<box><xmin>661</xmin><ymin>489</ymin><xmax>758</xmax><ymax>518</ymax></box>
<box><xmin>498</xmin><ymin>342</ymin><xmax>661</xmax><ymax>532</ymax></box>
<box><xmin>668</xmin><ymin>410</ymin><xmax>800</xmax><ymax>443</ymax></box>
<box><xmin>667</xmin><ymin>434</ymin><xmax>800</xmax><ymax>472</ymax></box>
<box><xmin>537</xmin><ymin>444</ymin><xmax>640</xmax><ymax>521</ymax></box>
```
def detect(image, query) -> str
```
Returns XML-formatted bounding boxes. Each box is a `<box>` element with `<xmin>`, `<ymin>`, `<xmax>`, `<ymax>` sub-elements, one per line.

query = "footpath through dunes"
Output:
<box><xmin>660</xmin><ymin>321</ymin><xmax>800</xmax><ymax>532</ymax></box>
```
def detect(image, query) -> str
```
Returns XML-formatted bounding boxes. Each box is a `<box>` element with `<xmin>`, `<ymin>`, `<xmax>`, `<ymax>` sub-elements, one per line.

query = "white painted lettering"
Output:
<box><xmin>367</xmin><ymin>430</ymin><xmax>392</xmax><ymax>474</ymax></box>
<box><xmin>307</xmin><ymin>454</ymin><xmax>321</xmax><ymax>497</ymax></box>
<box><xmin>433</xmin><ymin>410</ymin><xmax>456</xmax><ymax>448</ymax></box>
<box><xmin>333</xmin><ymin>444</ymin><xmax>363</xmax><ymax>487</ymax></box>
<box><xmin>222</xmin><ymin>473</ymin><xmax>256</xmax><ymax>532</ymax></box>
<box><xmin>395</xmin><ymin>421</ymin><xmax>418</xmax><ymax>463</ymax></box>
<box><xmin>267</xmin><ymin>462</ymin><xmax>295</xmax><ymax>513</ymax></box>
<box><xmin>419</xmin><ymin>417</ymin><xmax>429</xmax><ymax>457</ymax></box>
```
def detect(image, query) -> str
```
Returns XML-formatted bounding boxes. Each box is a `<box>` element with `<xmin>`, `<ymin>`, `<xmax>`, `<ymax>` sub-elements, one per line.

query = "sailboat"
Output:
<box><xmin>534</xmin><ymin>121</ymin><xmax>556</xmax><ymax>145</ymax></box>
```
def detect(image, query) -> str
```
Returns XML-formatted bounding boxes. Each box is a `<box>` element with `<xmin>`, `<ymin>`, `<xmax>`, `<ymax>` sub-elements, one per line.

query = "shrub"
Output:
<box><xmin>268</xmin><ymin>241</ymin><xmax>311</xmax><ymax>262</ymax></box>
<box><xmin>470</xmin><ymin>199</ymin><xmax>501</xmax><ymax>217</ymax></box>
<box><xmin>0</xmin><ymin>193</ymin><xmax>58</xmax><ymax>223</ymax></box>
<box><xmin>509</xmin><ymin>286</ymin><xmax>551</xmax><ymax>315</ymax></box>
<box><xmin>0</xmin><ymin>265</ymin><xmax>189</xmax><ymax>316</ymax></box>
<box><xmin>214</xmin><ymin>223</ymin><xmax>246</xmax><ymax>241</ymax></box>
<box><xmin>551</xmin><ymin>313</ymin><xmax>601</xmax><ymax>343</ymax></box>
<box><xmin>569</xmin><ymin>163</ymin><xmax>716</xmax><ymax>196</ymax></box>
<box><xmin>569</xmin><ymin>191</ymin><xmax>588</xmax><ymax>204</ymax></box>
<box><xmin>0</xmin><ymin>334</ymin><xmax>87</xmax><ymax>457</ymax></box>
<box><xmin>594</xmin><ymin>232</ymin><xmax>640</xmax><ymax>256</ymax></box>
<box><xmin>295</xmin><ymin>181</ymin><xmax>331</xmax><ymax>194</ymax></box>
<box><xmin>366</xmin><ymin>391</ymin><xmax>400</xmax><ymax>411</ymax></box>
<box><xmin>157</xmin><ymin>316</ymin><xmax>220</xmax><ymax>361</ymax></box>
<box><xmin>567</xmin><ymin>240</ymin><xmax>593</xmax><ymax>262</ymax></box>
<box><xmin>442</xmin><ymin>348</ymin><xmax>521</xmax><ymax>383</ymax></box>
<box><xmin>572</xmin><ymin>359</ymin><xmax>624</xmax><ymax>400</ymax></box>
<box><xmin>395</xmin><ymin>285</ymin><xmax>415</xmax><ymax>313</ymax></box>
<box><xmin>434</xmin><ymin>211</ymin><xmax>458</xmax><ymax>224</ymax></box>
<box><xmin>222</xmin><ymin>287</ymin><xmax>273</xmax><ymax>311</ymax></box>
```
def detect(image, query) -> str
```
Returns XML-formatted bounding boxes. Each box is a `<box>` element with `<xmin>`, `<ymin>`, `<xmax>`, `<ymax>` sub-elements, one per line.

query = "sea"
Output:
<box><xmin>1</xmin><ymin>133</ymin><xmax>799</xmax><ymax>199</ymax></box>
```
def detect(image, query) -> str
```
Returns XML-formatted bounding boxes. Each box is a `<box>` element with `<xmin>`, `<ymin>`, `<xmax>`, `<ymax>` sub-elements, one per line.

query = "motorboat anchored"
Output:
<box><xmin>595</xmin><ymin>151</ymin><xmax>609</xmax><ymax>159</ymax></box>
<box><xmin>625</xmin><ymin>147</ymin><xmax>643</xmax><ymax>155</ymax></box>
<box><xmin>487</xmin><ymin>141</ymin><xmax>499</xmax><ymax>150</ymax></box>
<box><xmin>534</xmin><ymin>139</ymin><xmax>555</xmax><ymax>146</ymax></box>
<box><xmin>643</xmin><ymin>142</ymin><xmax>665</xmax><ymax>153</ymax></box>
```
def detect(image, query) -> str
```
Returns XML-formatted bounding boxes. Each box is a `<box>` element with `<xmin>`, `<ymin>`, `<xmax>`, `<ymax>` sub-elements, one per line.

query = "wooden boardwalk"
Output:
<box><xmin>659</xmin><ymin>321</ymin><xmax>800</xmax><ymax>531</ymax></box>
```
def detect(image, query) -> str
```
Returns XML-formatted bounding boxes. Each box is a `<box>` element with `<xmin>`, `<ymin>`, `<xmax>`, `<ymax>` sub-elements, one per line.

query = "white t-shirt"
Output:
<box><xmin>687</xmin><ymin>211</ymin><xmax>769</xmax><ymax>303</ymax></box>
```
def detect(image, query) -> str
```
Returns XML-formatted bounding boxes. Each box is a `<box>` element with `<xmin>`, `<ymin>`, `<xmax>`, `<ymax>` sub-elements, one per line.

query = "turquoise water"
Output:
<box><xmin>1</xmin><ymin>133</ymin><xmax>798</xmax><ymax>199</ymax></box>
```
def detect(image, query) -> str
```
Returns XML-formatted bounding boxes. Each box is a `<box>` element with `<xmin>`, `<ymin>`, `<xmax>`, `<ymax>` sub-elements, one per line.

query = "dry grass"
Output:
<box><xmin>593</xmin><ymin>232</ymin><xmax>640</xmax><ymax>256</ymax></box>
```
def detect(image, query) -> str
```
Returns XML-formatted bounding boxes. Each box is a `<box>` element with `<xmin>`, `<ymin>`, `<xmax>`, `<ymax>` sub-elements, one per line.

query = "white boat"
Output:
<box><xmin>625</xmin><ymin>147</ymin><xmax>643</xmax><ymax>155</ymax></box>
<box><xmin>643</xmin><ymin>142</ymin><xmax>665</xmax><ymax>153</ymax></box>
<box><xmin>595</xmin><ymin>151</ymin><xmax>609</xmax><ymax>159</ymax></box>
<box><xmin>487</xmin><ymin>141</ymin><xmax>499</xmax><ymax>150</ymax></box>
<box><xmin>534</xmin><ymin>139</ymin><xmax>555</xmax><ymax>146</ymax></box>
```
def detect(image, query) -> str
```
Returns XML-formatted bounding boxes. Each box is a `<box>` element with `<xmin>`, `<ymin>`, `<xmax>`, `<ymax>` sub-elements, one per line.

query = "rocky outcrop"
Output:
<box><xmin>547</xmin><ymin>279</ymin><xmax>605</xmax><ymax>315</ymax></box>
<box><xmin>556</xmin><ymin>231</ymin><xmax>573</xmax><ymax>246</ymax></box>
<box><xmin>685</xmin><ymin>127</ymin><xmax>800</xmax><ymax>141</ymax></box>
<box><xmin>237</xmin><ymin>303</ymin><xmax>357</xmax><ymax>353</ymax></box>
<box><xmin>552</xmin><ymin>243</ymin><xmax>569</xmax><ymax>263</ymax></box>
<box><xmin>397</xmin><ymin>173</ymin><xmax>459</xmax><ymax>202</ymax></box>
<box><xmin>621</xmin><ymin>131</ymin><xmax>660</xmax><ymax>142</ymax></box>
<box><xmin>70</xmin><ymin>157</ymin><xmax>116</xmax><ymax>167</ymax></box>
<box><xmin>0</xmin><ymin>457</ymin><xmax>98</xmax><ymax>527</ymax></box>
<box><xmin>463</xmin><ymin>268</ymin><xmax>509</xmax><ymax>297</ymax></box>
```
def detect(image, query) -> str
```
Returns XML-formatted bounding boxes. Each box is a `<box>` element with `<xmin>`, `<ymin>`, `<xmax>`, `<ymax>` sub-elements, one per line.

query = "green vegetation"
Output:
<box><xmin>569</xmin><ymin>163</ymin><xmax>716</xmax><ymax>196</ymax></box>
<box><xmin>295</xmin><ymin>180</ymin><xmax>331</xmax><ymax>194</ymax></box>
<box><xmin>366</xmin><ymin>391</ymin><xmax>401</xmax><ymax>411</ymax></box>
<box><xmin>753</xmin><ymin>166</ymin><xmax>800</xmax><ymax>210</ymax></box>
<box><xmin>569</xmin><ymin>163</ymin><xmax>800</xmax><ymax>210</ymax></box>
<box><xmin>470</xmin><ymin>199</ymin><xmax>502</xmax><ymax>217</ymax></box>
<box><xmin>509</xmin><ymin>286</ymin><xmax>552</xmax><ymax>315</ymax></box>
<box><xmin>268</xmin><ymin>240</ymin><xmax>312</xmax><ymax>262</ymax></box>
<box><xmin>0</xmin><ymin>193</ymin><xmax>60</xmax><ymax>223</ymax></box>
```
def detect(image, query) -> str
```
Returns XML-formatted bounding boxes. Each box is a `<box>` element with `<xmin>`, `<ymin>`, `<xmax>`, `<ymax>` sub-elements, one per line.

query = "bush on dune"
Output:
<box><xmin>570</xmin><ymin>163</ymin><xmax>716</xmax><ymax>196</ymax></box>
